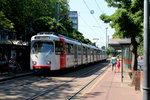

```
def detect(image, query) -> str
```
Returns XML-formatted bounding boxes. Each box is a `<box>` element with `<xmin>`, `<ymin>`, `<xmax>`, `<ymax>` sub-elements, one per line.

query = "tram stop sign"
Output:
<box><xmin>90</xmin><ymin>10</ymin><xmax>94</xmax><ymax>14</ymax></box>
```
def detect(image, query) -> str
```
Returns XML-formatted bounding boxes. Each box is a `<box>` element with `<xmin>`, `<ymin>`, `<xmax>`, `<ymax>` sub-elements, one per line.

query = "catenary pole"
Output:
<box><xmin>106</xmin><ymin>27</ymin><xmax>108</xmax><ymax>49</ymax></box>
<box><xmin>121</xmin><ymin>46</ymin><xmax>124</xmax><ymax>82</ymax></box>
<box><xmin>108</xmin><ymin>35</ymin><xmax>109</xmax><ymax>48</ymax></box>
<box><xmin>55</xmin><ymin>2</ymin><xmax>59</xmax><ymax>35</ymax></box>
<box><xmin>143</xmin><ymin>0</ymin><xmax>150</xmax><ymax>99</ymax></box>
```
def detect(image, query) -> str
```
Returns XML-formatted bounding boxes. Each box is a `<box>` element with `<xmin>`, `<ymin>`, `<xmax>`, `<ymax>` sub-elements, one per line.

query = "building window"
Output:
<box><xmin>72</xmin><ymin>19</ymin><xmax>77</xmax><ymax>23</ymax></box>
<box><xmin>69</xmin><ymin>13</ymin><xmax>77</xmax><ymax>18</ymax></box>
<box><xmin>73</xmin><ymin>25</ymin><xmax>78</xmax><ymax>29</ymax></box>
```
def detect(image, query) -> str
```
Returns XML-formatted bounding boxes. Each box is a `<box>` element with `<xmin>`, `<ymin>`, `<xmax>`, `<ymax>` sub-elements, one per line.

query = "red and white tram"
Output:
<box><xmin>30</xmin><ymin>32</ymin><xmax>107</xmax><ymax>72</ymax></box>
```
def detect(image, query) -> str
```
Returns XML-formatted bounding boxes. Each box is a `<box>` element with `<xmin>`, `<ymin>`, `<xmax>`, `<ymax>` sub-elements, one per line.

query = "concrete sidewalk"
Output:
<box><xmin>83</xmin><ymin>68</ymin><xmax>142</xmax><ymax>100</ymax></box>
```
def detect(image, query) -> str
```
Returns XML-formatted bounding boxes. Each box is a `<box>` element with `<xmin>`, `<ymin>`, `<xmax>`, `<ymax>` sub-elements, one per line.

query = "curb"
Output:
<box><xmin>0</xmin><ymin>72</ymin><xmax>33</xmax><ymax>82</ymax></box>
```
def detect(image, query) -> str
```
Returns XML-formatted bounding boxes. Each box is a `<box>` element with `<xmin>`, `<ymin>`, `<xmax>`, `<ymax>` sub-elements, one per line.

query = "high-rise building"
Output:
<box><xmin>69</xmin><ymin>11</ymin><xmax>78</xmax><ymax>30</ymax></box>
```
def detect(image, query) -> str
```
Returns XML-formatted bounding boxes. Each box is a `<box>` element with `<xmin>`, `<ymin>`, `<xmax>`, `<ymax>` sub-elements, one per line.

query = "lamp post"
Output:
<box><xmin>93</xmin><ymin>38</ymin><xmax>99</xmax><ymax>46</ymax></box>
<box><xmin>108</xmin><ymin>35</ymin><xmax>109</xmax><ymax>48</ymax></box>
<box><xmin>106</xmin><ymin>27</ymin><xmax>108</xmax><ymax>49</ymax></box>
<box><xmin>143</xmin><ymin>0</ymin><xmax>150</xmax><ymax>99</ymax></box>
<box><xmin>92</xmin><ymin>26</ymin><xmax>109</xmax><ymax>49</ymax></box>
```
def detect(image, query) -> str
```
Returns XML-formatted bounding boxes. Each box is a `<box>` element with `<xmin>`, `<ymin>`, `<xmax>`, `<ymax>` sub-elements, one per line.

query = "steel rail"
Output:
<box><xmin>26</xmin><ymin>63</ymin><xmax>109</xmax><ymax>100</ymax></box>
<box><xmin>68</xmin><ymin>64</ymin><xmax>109</xmax><ymax>100</ymax></box>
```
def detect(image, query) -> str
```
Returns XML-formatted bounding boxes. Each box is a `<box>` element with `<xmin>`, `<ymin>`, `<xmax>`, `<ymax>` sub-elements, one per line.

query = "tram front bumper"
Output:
<box><xmin>32</xmin><ymin>65</ymin><xmax>51</xmax><ymax>69</ymax></box>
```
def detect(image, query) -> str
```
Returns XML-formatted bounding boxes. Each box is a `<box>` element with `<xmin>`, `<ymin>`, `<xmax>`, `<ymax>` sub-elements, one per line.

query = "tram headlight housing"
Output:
<box><xmin>47</xmin><ymin>61</ymin><xmax>51</xmax><ymax>65</ymax></box>
<box><xmin>32</xmin><ymin>61</ymin><xmax>37</xmax><ymax>65</ymax></box>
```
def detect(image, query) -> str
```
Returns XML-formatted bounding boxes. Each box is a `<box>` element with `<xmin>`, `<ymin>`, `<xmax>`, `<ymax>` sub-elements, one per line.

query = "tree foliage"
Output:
<box><xmin>106</xmin><ymin>46</ymin><xmax>118</xmax><ymax>57</ymax></box>
<box><xmin>0</xmin><ymin>0</ymin><xmax>93</xmax><ymax>44</ymax></box>
<box><xmin>32</xmin><ymin>16</ymin><xmax>66</xmax><ymax>33</ymax></box>
<box><xmin>0</xmin><ymin>11</ymin><xmax>14</xmax><ymax>31</ymax></box>
<box><xmin>0</xmin><ymin>0</ymin><xmax>70</xmax><ymax>39</ymax></box>
<box><xmin>100</xmin><ymin>0</ymin><xmax>143</xmax><ymax>70</ymax></box>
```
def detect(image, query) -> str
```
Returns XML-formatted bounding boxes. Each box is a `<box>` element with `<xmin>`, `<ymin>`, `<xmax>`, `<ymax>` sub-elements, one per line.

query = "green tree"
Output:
<box><xmin>100</xmin><ymin>0</ymin><xmax>143</xmax><ymax>70</ymax></box>
<box><xmin>0</xmin><ymin>0</ymin><xmax>71</xmax><ymax>41</ymax></box>
<box><xmin>101</xmin><ymin>46</ymin><xmax>106</xmax><ymax>50</ymax></box>
<box><xmin>0</xmin><ymin>11</ymin><xmax>14</xmax><ymax>31</ymax></box>
<box><xmin>68</xmin><ymin>30</ymin><xmax>93</xmax><ymax>44</ymax></box>
<box><xmin>32</xmin><ymin>16</ymin><xmax>66</xmax><ymax>33</ymax></box>
<box><xmin>106</xmin><ymin>46</ymin><xmax>118</xmax><ymax>57</ymax></box>
<box><xmin>0</xmin><ymin>0</ymin><xmax>93</xmax><ymax>45</ymax></box>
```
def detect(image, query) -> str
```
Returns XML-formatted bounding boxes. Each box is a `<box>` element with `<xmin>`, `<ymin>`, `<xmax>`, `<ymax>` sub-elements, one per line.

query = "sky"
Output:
<box><xmin>68</xmin><ymin>0</ymin><xmax>116</xmax><ymax>48</ymax></box>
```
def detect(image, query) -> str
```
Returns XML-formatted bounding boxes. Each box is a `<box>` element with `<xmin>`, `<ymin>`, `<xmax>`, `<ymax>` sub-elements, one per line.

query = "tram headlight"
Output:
<box><xmin>32</xmin><ymin>61</ymin><xmax>37</xmax><ymax>65</ymax></box>
<box><xmin>47</xmin><ymin>61</ymin><xmax>51</xmax><ymax>65</ymax></box>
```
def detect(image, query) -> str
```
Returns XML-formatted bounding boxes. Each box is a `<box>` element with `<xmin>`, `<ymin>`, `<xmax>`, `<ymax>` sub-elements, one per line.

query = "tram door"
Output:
<box><xmin>59</xmin><ymin>38</ymin><xmax>66</xmax><ymax>69</ymax></box>
<box><xmin>74</xmin><ymin>44</ymin><xmax>78</xmax><ymax>66</ymax></box>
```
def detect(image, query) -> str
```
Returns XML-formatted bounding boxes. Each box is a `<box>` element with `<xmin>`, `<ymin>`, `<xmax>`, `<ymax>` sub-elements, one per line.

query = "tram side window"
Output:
<box><xmin>83</xmin><ymin>47</ymin><xmax>87</xmax><ymax>55</ymax></box>
<box><xmin>91</xmin><ymin>49</ymin><xmax>93</xmax><ymax>55</ymax></box>
<box><xmin>66</xmin><ymin>43</ymin><xmax>69</xmax><ymax>54</ymax></box>
<box><xmin>92</xmin><ymin>50</ymin><xmax>94</xmax><ymax>56</ymax></box>
<box><xmin>83</xmin><ymin>47</ymin><xmax>85</xmax><ymax>55</ymax></box>
<box><xmin>85</xmin><ymin>48</ymin><xmax>88</xmax><ymax>57</ymax></box>
<box><xmin>55</xmin><ymin>41</ymin><xmax>64</xmax><ymax>55</ymax></box>
<box><xmin>88</xmin><ymin>48</ymin><xmax>90</xmax><ymax>55</ymax></box>
<box><xmin>96</xmin><ymin>50</ymin><xmax>99</xmax><ymax>55</ymax></box>
<box><xmin>94</xmin><ymin>50</ymin><xmax>97</xmax><ymax>55</ymax></box>
<box><xmin>98</xmin><ymin>51</ymin><xmax>101</xmax><ymax>55</ymax></box>
<box><xmin>66</xmin><ymin>43</ymin><xmax>74</xmax><ymax>55</ymax></box>
<box><xmin>71</xmin><ymin>44</ymin><xmax>74</xmax><ymax>55</ymax></box>
<box><xmin>78</xmin><ymin>45</ymin><xmax>81</xmax><ymax>55</ymax></box>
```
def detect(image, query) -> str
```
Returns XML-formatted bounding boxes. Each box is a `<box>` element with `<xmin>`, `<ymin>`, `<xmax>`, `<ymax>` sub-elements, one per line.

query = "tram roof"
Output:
<box><xmin>108</xmin><ymin>38</ymin><xmax>139</xmax><ymax>50</ymax></box>
<box><xmin>87</xmin><ymin>44</ymin><xmax>99</xmax><ymax>50</ymax></box>
<box><xmin>32</xmin><ymin>32</ymin><xmax>101</xmax><ymax>49</ymax></box>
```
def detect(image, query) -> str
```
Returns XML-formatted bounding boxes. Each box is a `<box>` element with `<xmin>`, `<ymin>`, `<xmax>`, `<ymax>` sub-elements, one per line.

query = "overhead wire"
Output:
<box><xmin>70</xmin><ymin>7</ymin><xmax>105</xmax><ymax>45</ymax></box>
<box><xmin>94</xmin><ymin>0</ymin><xmax>114</xmax><ymax>40</ymax></box>
<box><xmin>54</xmin><ymin>1</ymin><xmax>107</xmax><ymax>46</ymax></box>
<box><xmin>82</xmin><ymin>0</ymin><xmax>107</xmax><ymax>43</ymax></box>
<box><xmin>78</xmin><ymin>13</ymin><xmax>106</xmax><ymax>45</ymax></box>
<box><xmin>76</xmin><ymin>10</ymin><xmax>98</xmax><ymax>39</ymax></box>
<box><xmin>82</xmin><ymin>0</ymin><xmax>102</xmax><ymax>28</ymax></box>
<box><xmin>94</xmin><ymin>0</ymin><xmax>104</xmax><ymax>13</ymax></box>
<box><xmin>79</xmin><ymin>14</ymin><xmax>98</xmax><ymax>35</ymax></box>
<box><xmin>82</xmin><ymin>0</ymin><xmax>108</xmax><ymax>36</ymax></box>
<box><xmin>70</xmin><ymin>1</ymin><xmax>109</xmax><ymax>46</ymax></box>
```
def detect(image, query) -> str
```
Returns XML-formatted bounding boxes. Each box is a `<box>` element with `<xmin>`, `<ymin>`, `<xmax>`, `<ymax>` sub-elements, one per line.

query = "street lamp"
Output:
<box><xmin>106</xmin><ymin>27</ymin><xmax>108</xmax><ymax>49</ymax></box>
<box><xmin>92</xmin><ymin>26</ymin><xmax>108</xmax><ymax>49</ymax></box>
<box><xmin>93</xmin><ymin>38</ymin><xmax>99</xmax><ymax>46</ymax></box>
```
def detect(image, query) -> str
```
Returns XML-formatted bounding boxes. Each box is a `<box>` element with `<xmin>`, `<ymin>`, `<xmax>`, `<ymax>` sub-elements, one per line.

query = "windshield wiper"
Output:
<box><xmin>46</xmin><ymin>49</ymin><xmax>51</xmax><ymax>56</ymax></box>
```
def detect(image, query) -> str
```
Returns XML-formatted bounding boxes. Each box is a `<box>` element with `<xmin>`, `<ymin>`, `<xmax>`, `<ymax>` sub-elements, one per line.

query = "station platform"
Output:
<box><xmin>83</xmin><ymin>67</ymin><xmax>142</xmax><ymax>100</ymax></box>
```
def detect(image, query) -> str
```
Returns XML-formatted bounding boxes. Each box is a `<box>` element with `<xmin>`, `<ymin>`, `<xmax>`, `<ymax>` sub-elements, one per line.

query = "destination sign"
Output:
<box><xmin>35</xmin><ymin>36</ymin><xmax>50</xmax><ymax>40</ymax></box>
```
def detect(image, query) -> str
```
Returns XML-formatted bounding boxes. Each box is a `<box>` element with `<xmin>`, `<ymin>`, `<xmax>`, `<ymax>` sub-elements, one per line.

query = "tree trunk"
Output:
<box><xmin>131</xmin><ymin>37</ymin><xmax>138</xmax><ymax>71</ymax></box>
<box><xmin>131</xmin><ymin>37</ymin><xmax>138</xmax><ymax>87</ymax></box>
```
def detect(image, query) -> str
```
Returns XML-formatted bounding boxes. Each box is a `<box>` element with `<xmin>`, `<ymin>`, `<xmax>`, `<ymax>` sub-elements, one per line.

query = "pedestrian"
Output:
<box><xmin>9</xmin><ymin>57</ymin><xmax>16</xmax><ymax>73</ymax></box>
<box><xmin>116</xmin><ymin>55</ymin><xmax>121</xmax><ymax>72</ymax></box>
<box><xmin>111</xmin><ymin>54</ymin><xmax>117</xmax><ymax>72</ymax></box>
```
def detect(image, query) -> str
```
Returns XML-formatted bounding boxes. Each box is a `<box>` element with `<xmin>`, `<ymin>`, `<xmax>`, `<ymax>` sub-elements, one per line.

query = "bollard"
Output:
<box><xmin>135</xmin><ymin>71</ymin><xmax>141</xmax><ymax>90</ymax></box>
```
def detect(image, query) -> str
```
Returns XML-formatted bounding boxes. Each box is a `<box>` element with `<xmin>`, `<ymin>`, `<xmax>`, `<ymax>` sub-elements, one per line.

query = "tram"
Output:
<box><xmin>30</xmin><ymin>32</ymin><xmax>107</xmax><ymax>73</ymax></box>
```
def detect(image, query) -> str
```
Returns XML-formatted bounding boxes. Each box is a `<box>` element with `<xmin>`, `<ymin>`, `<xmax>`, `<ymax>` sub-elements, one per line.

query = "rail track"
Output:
<box><xmin>0</xmin><ymin>61</ymin><xmax>110</xmax><ymax>100</ymax></box>
<box><xmin>26</xmin><ymin>62</ymin><xmax>110</xmax><ymax>100</ymax></box>
<box><xmin>68</xmin><ymin>65</ymin><xmax>109</xmax><ymax>100</ymax></box>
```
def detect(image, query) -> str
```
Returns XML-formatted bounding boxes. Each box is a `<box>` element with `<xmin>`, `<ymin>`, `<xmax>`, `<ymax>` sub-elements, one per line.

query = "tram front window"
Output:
<box><xmin>31</xmin><ymin>41</ymin><xmax>54</xmax><ymax>54</ymax></box>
